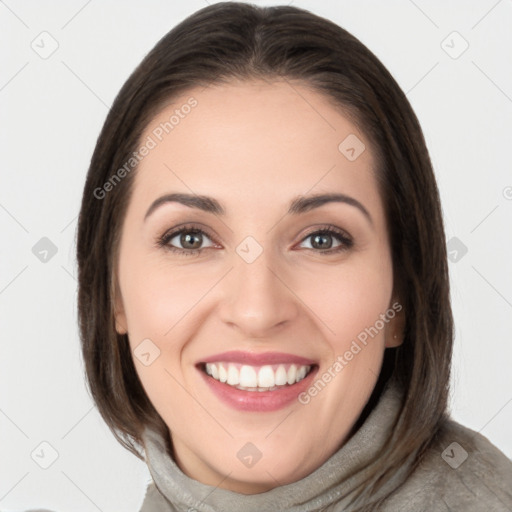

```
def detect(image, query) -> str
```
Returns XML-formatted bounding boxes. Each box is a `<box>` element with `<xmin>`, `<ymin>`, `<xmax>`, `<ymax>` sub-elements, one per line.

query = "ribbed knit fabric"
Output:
<box><xmin>139</xmin><ymin>381</ymin><xmax>512</xmax><ymax>511</ymax></box>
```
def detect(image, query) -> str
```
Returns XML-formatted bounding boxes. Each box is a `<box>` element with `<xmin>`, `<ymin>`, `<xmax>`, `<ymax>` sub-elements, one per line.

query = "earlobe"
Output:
<box><xmin>113</xmin><ymin>283</ymin><xmax>128</xmax><ymax>335</ymax></box>
<box><xmin>385</xmin><ymin>330</ymin><xmax>403</xmax><ymax>348</ymax></box>
<box><xmin>115</xmin><ymin>315</ymin><xmax>128</xmax><ymax>335</ymax></box>
<box><xmin>385</xmin><ymin>298</ymin><xmax>405</xmax><ymax>348</ymax></box>
<box><xmin>114</xmin><ymin>307</ymin><xmax>128</xmax><ymax>335</ymax></box>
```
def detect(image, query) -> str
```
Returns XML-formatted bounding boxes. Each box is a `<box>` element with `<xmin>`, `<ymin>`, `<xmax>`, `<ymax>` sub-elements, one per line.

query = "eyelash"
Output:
<box><xmin>156</xmin><ymin>223</ymin><xmax>354</xmax><ymax>257</ymax></box>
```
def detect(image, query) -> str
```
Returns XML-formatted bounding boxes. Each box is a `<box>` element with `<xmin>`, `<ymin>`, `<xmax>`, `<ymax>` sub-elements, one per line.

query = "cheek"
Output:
<box><xmin>119</xmin><ymin>252</ymin><xmax>205</xmax><ymax>341</ymax></box>
<box><xmin>118</xmin><ymin>256</ymin><xmax>198</xmax><ymax>422</ymax></box>
<box><xmin>120</xmin><ymin>241</ymin><xmax>393</xmax><ymax>350</ymax></box>
<box><xmin>298</xmin><ymin>253</ymin><xmax>393</xmax><ymax>347</ymax></box>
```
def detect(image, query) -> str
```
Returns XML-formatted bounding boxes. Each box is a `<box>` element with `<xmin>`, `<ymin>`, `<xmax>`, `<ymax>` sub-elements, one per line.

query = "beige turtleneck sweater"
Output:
<box><xmin>138</xmin><ymin>381</ymin><xmax>512</xmax><ymax>511</ymax></box>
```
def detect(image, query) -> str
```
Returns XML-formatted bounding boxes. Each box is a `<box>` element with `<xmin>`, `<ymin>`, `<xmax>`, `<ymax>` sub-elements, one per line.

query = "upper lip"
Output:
<box><xmin>198</xmin><ymin>350</ymin><xmax>317</xmax><ymax>366</ymax></box>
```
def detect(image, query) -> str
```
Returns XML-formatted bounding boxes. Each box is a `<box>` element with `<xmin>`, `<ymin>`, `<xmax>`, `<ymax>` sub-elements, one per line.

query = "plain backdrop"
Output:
<box><xmin>1</xmin><ymin>1</ymin><xmax>511</xmax><ymax>510</ymax></box>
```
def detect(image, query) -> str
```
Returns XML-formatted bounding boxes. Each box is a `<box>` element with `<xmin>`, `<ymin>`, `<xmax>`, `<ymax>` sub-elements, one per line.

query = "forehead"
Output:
<box><xmin>132</xmin><ymin>79</ymin><xmax>382</xmax><ymax>219</ymax></box>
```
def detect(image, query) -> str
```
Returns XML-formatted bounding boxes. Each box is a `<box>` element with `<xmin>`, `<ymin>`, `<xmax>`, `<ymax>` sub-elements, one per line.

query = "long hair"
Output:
<box><xmin>76</xmin><ymin>3</ymin><xmax>454</xmax><ymax>507</ymax></box>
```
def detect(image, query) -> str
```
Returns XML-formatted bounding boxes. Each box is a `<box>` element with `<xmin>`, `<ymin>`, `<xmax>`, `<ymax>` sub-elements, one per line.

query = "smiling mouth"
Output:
<box><xmin>197</xmin><ymin>362</ymin><xmax>317</xmax><ymax>392</ymax></box>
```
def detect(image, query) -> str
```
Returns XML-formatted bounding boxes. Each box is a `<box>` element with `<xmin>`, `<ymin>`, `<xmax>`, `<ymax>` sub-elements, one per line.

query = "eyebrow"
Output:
<box><xmin>144</xmin><ymin>192</ymin><xmax>372</xmax><ymax>225</ymax></box>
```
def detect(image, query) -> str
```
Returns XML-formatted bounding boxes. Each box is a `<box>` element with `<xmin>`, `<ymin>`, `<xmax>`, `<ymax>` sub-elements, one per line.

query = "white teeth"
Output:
<box><xmin>240</xmin><ymin>365</ymin><xmax>258</xmax><ymax>387</ymax></box>
<box><xmin>275</xmin><ymin>365</ymin><xmax>288</xmax><ymax>386</ymax></box>
<box><xmin>204</xmin><ymin>362</ymin><xmax>312</xmax><ymax>390</ymax></box>
<box><xmin>287</xmin><ymin>364</ymin><xmax>297</xmax><ymax>385</ymax></box>
<box><xmin>258</xmin><ymin>365</ymin><xmax>274</xmax><ymax>387</ymax></box>
<box><xmin>218</xmin><ymin>364</ymin><xmax>227</xmax><ymax>383</ymax></box>
<box><xmin>227</xmin><ymin>365</ymin><xmax>239</xmax><ymax>385</ymax></box>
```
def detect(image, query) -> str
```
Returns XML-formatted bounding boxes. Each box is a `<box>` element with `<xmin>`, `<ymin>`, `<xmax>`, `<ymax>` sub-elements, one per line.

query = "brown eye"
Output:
<box><xmin>310</xmin><ymin>233</ymin><xmax>335</xmax><ymax>250</ymax></box>
<box><xmin>157</xmin><ymin>226</ymin><xmax>217</xmax><ymax>256</ymax></box>
<box><xmin>299</xmin><ymin>227</ymin><xmax>353</xmax><ymax>254</ymax></box>
<box><xmin>176</xmin><ymin>231</ymin><xmax>204</xmax><ymax>250</ymax></box>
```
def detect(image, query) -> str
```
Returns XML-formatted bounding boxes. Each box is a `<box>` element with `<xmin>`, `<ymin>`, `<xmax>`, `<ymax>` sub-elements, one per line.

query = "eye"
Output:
<box><xmin>297</xmin><ymin>226</ymin><xmax>353</xmax><ymax>254</ymax></box>
<box><xmin>156</xmin><ymin>224</ymin><xmax>217</xmax><ymax>256</ymax></box>
<box><xmin>156</xmin><ymin>224</ymin><xmax>353</xmax><ymax>257</ymax></box>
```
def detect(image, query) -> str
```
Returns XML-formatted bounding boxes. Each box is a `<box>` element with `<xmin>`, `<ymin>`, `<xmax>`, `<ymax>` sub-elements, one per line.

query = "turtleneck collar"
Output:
<box><xmin>140</xmin><ymin>380</ymin><xmax>405</xmax><ymax>512</ymax></box>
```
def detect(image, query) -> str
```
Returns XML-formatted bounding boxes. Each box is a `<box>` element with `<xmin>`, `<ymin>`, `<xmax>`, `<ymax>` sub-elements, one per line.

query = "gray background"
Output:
<box><xmin>1</xmin><ymin>0</ymin><xmax>511</xmax><ymax>510</ymax></box>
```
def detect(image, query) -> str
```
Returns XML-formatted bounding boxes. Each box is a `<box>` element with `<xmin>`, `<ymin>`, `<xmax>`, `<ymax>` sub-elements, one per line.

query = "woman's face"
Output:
<box><xmin>114</xmin><ymin>79</ymin><xmax>403</xmax><ymax>493</ymax></box>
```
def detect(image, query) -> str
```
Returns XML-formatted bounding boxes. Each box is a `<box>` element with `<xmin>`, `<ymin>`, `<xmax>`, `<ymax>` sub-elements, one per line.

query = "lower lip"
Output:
<box><xmin>197</xmin><ymin>365</ymin><xmax>319</xmax><ymax>412</ymax></box>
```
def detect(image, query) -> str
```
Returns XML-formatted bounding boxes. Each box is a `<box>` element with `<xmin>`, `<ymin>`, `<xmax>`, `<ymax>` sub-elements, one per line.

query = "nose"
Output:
<box><xmin>218</xmin><ymin>248</ymin><xmax>300</xmax><ymax>338</ymax></box>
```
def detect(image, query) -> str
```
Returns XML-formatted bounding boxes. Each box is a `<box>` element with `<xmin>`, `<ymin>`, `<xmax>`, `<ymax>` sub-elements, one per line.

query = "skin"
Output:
<box><xmin>114</xmin><ymin>79</ymin><xmax>404</xmax><ymax>494</ymax></box>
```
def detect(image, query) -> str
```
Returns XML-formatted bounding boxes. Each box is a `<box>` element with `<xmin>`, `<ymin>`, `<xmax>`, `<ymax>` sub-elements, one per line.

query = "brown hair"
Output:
<box><xmin>76</xmin><ymin>2</ymin><xmax>453</xmax><ymax>508</ymax></box>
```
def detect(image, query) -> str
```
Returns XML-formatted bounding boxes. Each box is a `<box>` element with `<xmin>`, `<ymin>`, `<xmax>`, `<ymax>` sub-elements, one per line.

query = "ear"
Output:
<box><xmin>384</xmin><ymin>297</ymin><xmax>405</xmax><ymax>348</ymax></box>
<box><xmin>113</xmin><ymin>281</ymin><xmax>128</xmax><ymax>335</ymax></box>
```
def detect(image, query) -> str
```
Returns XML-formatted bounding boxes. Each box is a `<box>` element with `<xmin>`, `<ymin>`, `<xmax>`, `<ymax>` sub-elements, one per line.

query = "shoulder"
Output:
<box><xmin>381</xmin><ymin>417</ymin><xmax>512</xmax><ymax>511</ymax></box>
<box><xmin>138</xmin><ymin>480</ymin><xmax>177</xmax><ymax>512</ymax></box>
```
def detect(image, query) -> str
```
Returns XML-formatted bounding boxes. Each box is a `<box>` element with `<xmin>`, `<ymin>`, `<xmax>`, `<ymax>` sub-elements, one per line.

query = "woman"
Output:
<box><xmin>75</xmin><ymin>2</ymin><xmax>512</xmax><ymax>511</ymax></box>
